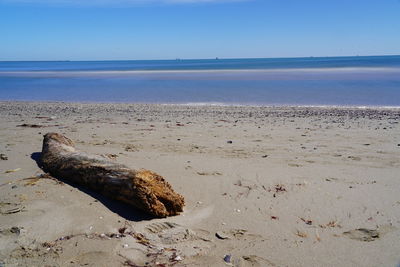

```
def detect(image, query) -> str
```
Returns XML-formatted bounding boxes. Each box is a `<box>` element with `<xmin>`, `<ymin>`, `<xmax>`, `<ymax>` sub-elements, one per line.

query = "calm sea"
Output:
<box><xmin>1</xmin><ymin>56</ymin><xmax>400</xmax><ymax>107</ymax></box>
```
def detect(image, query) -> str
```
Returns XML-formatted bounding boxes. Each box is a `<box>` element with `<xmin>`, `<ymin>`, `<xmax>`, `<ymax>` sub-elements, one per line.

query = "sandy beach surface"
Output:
<box><xmin>0</xmin><ymin>101</ymin><xmax>399</xmax><ymax>267</ymax></box>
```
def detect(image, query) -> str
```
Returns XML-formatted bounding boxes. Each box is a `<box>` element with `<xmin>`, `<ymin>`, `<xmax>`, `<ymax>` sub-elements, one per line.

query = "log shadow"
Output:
<box><xmin>31</xmin><ymin>152</ymin><xmax>154</xmax><ymax>222</ymax></box>
<box><xmin>31</xmin><ymin>152</ymin><xmax>43</xmax><ymax>167</ymax></box>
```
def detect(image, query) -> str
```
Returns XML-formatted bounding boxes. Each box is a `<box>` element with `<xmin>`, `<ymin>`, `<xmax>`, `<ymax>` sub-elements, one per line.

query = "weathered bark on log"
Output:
<box><xmin>40</xmin><ymin>133</ymin><xmax>184</xmax><ymax>218</ymax></box>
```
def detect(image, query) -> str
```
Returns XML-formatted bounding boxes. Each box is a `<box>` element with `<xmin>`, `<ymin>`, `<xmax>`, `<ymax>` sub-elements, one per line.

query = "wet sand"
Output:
<box><xmin>0</xmin><ymin>102</ymin><xmax>399</xmax><ymax>266</ymax></box>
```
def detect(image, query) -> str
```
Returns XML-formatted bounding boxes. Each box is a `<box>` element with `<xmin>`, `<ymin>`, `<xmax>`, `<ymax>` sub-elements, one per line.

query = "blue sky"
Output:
<box><xmin>0</xmin><ymin>0</ymin><xmax>399</xmax><ymax>60</ymax></box>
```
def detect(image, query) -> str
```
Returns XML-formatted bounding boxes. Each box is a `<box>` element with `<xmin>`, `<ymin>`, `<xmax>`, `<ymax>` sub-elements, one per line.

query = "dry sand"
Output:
<box><xmin>0</xmin><ymin>102</ymin><xmax>399</xmax><ymax>267</ymax></box>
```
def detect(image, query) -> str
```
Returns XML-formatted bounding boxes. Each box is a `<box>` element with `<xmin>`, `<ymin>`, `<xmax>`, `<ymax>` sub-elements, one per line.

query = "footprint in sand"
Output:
<box><xmin>142</xmin><ymin>223</ymin><xmax>269</xmax><ymax>265</ymax></box>
<box><xmin>145</xmin><ymin>221</ymin><xmax>180</xmax><ymax>234</ymax></box>
<box><xmin>343</xmin><ymin>228</ymin><xmax>379</xmax><ymax>242</ymax></box>
<box><xmin>97</xmin><ymin>221</ymin><xmax>216</xmax><ymax>266</ymax></box>
<box><xmin>343</xmin><ymin>225</ymin><xmax>396</xmax><ymax>242</ymax></box>
<box><xmin>144</xmin><ymin>221</ymin><xmax>211</xmax><ymax>244</ymax></box>
<box><xmin>0</xmin><ymin>227</ymin><xmax>21</xmax><ymax>236</ymax></box>
<box><xmin>0</xmin><ymin>202</ymin><xmax>25</xmax><ymax>215</ymax></box>
<box><xmin>141</xmin><ymin>221</ymin><xmax>215</xmax><ymax>259</ymax></box>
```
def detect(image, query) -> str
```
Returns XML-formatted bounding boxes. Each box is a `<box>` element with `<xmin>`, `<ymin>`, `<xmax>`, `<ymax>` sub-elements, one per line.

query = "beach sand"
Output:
<box><xmin>0</xmin><ymin>102</ymin><xmax>399</xmax><ymax>266</ymax></box>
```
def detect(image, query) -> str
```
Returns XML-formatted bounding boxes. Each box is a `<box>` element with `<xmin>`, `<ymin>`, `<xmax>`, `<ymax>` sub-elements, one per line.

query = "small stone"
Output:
<box><xmin>0</xmin><ymin>154</ymin><xmax>8</xmax><ymax>160</ymax></box>
<box><xmin>11</xmin><ymin>185</ymin><xmax>17</xmax><ymax>189</ymax></box>
<box><xmin>10</xmin><ymin>227</ymin><xmax>21</xmax><ymax>234</ymax></box>
<box><xmin>227</xmin><ymin>141</ymin><xmax>233</xmax><ymax>144</ymax></box>
<box><xmin>223</xmin><ymin>254</ymin><xmax>231</xmax><ymax>263</ymax></box>
<box><xmin>174</xmin><ymin>255</ymin><xmax>183</xmax><ymax>261</ymax></box>
<box><xmin>123</xmin><ymin>244</ymin><xmax>128</xmax><ymax>248</ymax></box>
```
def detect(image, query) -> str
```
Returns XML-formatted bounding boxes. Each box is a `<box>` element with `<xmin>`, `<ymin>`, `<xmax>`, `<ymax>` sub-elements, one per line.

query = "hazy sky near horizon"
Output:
<box><xmin>0</xmin><ymin>0</ymin><xmax>399</xmax><ymax>60</ymax></box>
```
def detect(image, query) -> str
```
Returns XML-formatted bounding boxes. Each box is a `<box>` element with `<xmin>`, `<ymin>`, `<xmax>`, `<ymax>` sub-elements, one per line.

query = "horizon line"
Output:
<box><xmin>1</xmin><ymin>54</ymin><xmax>400</xmax><ymax>62</ymax></box>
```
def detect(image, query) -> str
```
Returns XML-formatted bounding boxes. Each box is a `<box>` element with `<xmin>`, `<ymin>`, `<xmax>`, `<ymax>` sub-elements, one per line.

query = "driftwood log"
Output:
<box><xmin>40</xmin><ymin>133</ymin><xmax>184</xmax><ymax>217</ymax></box>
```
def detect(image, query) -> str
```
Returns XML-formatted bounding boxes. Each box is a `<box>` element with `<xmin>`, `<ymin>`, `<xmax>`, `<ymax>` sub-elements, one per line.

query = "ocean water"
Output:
<box><xmin>1</xmin><ymin>56</ymin><xmax>400</xmax><ymax>107</ymax></box>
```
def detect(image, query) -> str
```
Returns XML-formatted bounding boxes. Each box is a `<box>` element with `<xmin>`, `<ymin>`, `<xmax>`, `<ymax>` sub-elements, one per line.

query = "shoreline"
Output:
<box><xmin>1</xmin><ymin>100</ymin><xmax>400</xmax><ymax>110</ymax></box>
